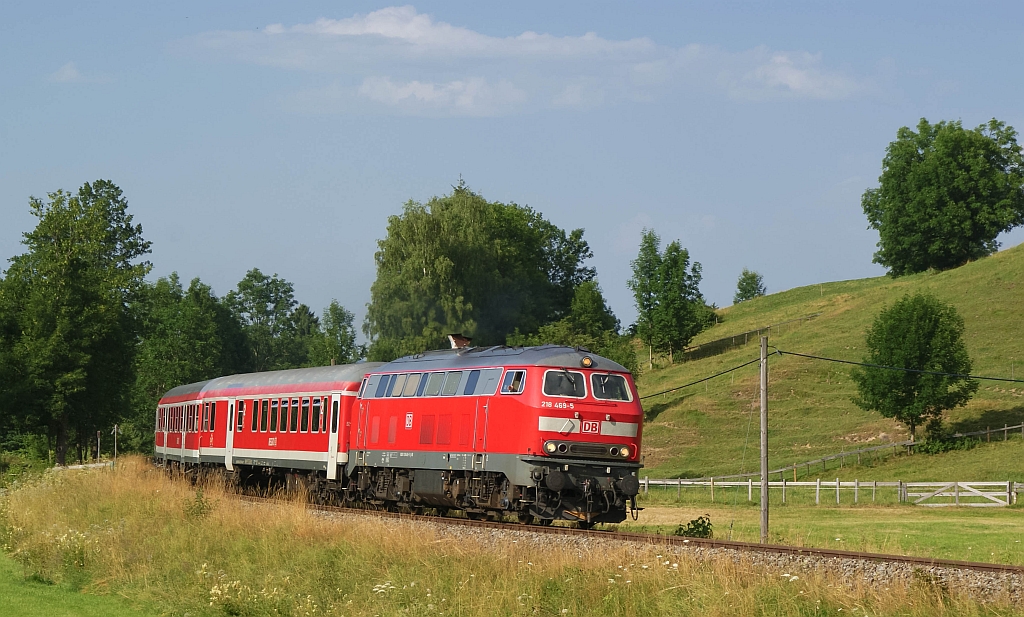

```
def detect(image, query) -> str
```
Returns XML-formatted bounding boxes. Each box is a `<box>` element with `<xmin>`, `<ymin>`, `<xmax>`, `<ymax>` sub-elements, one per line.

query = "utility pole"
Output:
<box><xmin>111</xmin><ymin>424</ymin><xmax>120</xmax><ymax>467</ymax></box>
<box><xmin>760</xmin><ymin>336</ymin><xmax>769</xmax><ymax>544</ymax></box>
<box><xmin>96</xmin><ymin>431</ymin><xmax>101</xmax><ymax>463</ymax></box>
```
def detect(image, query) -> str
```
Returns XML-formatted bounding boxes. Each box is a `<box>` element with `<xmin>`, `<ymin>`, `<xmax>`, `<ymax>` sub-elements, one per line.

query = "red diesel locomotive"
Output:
<box><xmin>155</xmin><ymin>345</ymin><xmax>643</xmax><ymax>525</ymax></box>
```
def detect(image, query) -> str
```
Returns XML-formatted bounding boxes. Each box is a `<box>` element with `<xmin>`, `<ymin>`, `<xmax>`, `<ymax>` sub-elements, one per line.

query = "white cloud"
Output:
<box><xmin>186</xmin><ymin>6</ymin><xmax>874</xmax><ymax>114</ymax></box>
<box><xmin>357</xmin><ymin>76</ymin><xmax>527</xmax><ymax>116</ymax></box>
<box><xmin>49</xmin><ymin>62</ymin><xmax>82</xmax><ymax>83</ymax></box>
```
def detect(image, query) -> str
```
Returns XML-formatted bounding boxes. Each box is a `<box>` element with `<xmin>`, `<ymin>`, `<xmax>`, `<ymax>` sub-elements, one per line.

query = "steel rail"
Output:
<box><xmin>230</xmin><ymin>493</ymin><xmax>1024</xmax><ymax>575</ymax></box>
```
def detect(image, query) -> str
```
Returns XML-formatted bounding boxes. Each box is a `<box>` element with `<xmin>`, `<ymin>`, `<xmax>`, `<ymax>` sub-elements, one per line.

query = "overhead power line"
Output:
<box><xmin>775</xmin><ymin>349</ymin><xmax>1024</xmax><ymax>384</ymax></box>
<box><xmin>639</xmin><ymin>356</ymin><xmax>761</xmax><ymax>400</ymax></box>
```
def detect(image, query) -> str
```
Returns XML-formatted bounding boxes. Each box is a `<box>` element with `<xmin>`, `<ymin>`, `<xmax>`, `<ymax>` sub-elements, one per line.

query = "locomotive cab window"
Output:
<box><xmin>543</xmin><ymin>370</ymin><xmax>587</xmax><ymax>398</ymax></box>
<box><xmin>591</xmin><ymin>373</ymin><xmax>632</xmax><ymax>401</ymax></box>
<box><xmin>402</xmin><ymin>373</ymin><xmax>421</xmax><ymax>396</ymax></box>
<box><xmin>500</xmin><ymin>370</ymin><xmax>526</xmax><ymax>394</ymax></box>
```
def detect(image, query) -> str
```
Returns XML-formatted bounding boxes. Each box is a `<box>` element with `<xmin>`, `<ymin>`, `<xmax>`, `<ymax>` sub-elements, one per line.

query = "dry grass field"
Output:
<box><xmin>1</xmin><ymin>458</ymin><xmax>1021</xmax><ymax>616</ymax></box>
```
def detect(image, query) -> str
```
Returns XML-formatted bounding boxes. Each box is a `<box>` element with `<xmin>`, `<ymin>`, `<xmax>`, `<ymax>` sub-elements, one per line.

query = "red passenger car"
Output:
<box><xmin>155</xmin><ymin>345</ymin><xmax>643</xmax><ymax>525</ymax></box>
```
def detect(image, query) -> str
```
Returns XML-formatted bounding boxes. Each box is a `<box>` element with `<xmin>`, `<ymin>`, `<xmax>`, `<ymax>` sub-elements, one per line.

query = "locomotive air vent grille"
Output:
<box><xmin>569</xmin><ymin>444</ymin><xmax>608</xmax><ymax>457</ymax></box>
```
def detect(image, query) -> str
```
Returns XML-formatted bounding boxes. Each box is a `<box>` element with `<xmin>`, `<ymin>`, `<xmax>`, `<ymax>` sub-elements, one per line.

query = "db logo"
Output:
<box><xmin>581</xmin><ymin>420</ymin><xmax>600</xmax><ymax>434</ymax></box>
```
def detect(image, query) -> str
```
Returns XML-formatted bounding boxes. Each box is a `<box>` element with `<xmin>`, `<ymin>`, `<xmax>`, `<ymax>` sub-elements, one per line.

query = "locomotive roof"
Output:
<box><xmin>160</xmin><ymin>363</ymin><xmax>384</xmax><ymax>401</ymax></box>
<box><xmin>376</xmin><ymin>345</ymin><xmax>630</xmax><ymax>374</ymax></box>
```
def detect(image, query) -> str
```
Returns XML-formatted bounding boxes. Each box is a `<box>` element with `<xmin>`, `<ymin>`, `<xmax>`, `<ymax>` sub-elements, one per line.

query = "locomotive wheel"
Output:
<box><xmin>517</xmin><ymin>512</ymin><xmax>534</xmax><ymax>525</ymax></box>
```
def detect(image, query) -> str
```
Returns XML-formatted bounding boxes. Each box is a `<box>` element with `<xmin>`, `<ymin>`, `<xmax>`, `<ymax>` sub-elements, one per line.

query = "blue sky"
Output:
<box><xmin>3</xmin><ymin>2</ymin><xmax>1023</xmax><ymax>337</ymax></box>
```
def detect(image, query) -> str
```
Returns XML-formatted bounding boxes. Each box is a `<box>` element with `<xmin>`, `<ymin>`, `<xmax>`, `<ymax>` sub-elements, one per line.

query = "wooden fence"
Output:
<box><xmin>640</xmin><ymin>477</ymin><xmax>1020</xmax><ymax>507</ymax></box>
<box><xmin>677</xmin><ymin>422</ymin><xmax>1024</xmax><ymax>483</ymax></box>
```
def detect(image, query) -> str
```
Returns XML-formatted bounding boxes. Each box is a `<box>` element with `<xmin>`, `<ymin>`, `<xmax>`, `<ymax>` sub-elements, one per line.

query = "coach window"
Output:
<box><xmin>260</xmin><ymin>400</ymin><xmax>269</xmax><ymax>432</ymax></box>
<box><xmin>290</xmin><ymin>399</ymin><xmax>299</xmax><ymax>432</ymax></box>
<box><xmin>300</xmin><ymin>398</ymin><xmax>310</xmax><ymax>433</ymax></box>
<box><xmin>423</xmin><ymin>372</ymin><xmax>445</xmax><ymax>396</ymax></box>
<box><xmin>312</xmin><ymin>398</ymin><xmax>322</xmax><ymax>433</ymax></box>
<box><xmin>387</xmin><ymin>374</ymin><xmax>407</xmax><ymax>397</ymax></box>
<box><xmin>237</xmin><ymin>400</ymin><xmax>246</xmax><ymax>432</ymax></box>
<box><xmin>441</xmin><ymin>371</ymin><xmax>463</xmax><ymax>396</ymax></box>
<box><xmin>500</xmin><ymin>370</ymin><xmax>527</xmax><ymax>394</ymax></box>
<box><xmin>209</xmin><ymin>402</ymin><xmax>217</xmax><ymax>430</ymax></box>
<box><xmin>331</xmin><ymin>400</ymin><xmax>339</xmax><ymax>433</ymax></box>
<box><xmin>270</xmin><ymin>400</ymin><xmax>279</xmax><ymax>432</ymax></box>
<box><xmin>374</xmin><ymin>375</ymin><xmax>391</xmax><ymax>398</ymax></box>
<box><xmin>202</xmin><ymin>403</ymin><xmax>210</xmax><ymax>431</ymax></box>
<box><xmin>543</xmin><ymin>370</ymin><xmax>587</xmax><ymax>398</ymax></box>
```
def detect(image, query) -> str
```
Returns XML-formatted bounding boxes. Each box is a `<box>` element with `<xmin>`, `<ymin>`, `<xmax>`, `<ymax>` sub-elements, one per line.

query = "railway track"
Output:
<box><xmin>233</xmin><ymin>493</ymin><xmax>1024</xmax><ymax>575</ymax></box>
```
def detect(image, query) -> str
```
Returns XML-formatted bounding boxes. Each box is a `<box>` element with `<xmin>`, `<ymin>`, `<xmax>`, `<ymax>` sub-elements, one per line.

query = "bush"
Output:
<box><xmin>674</xmin><ymin>515</ymin><xmax>713</xmax><ymax>539</ymax></box>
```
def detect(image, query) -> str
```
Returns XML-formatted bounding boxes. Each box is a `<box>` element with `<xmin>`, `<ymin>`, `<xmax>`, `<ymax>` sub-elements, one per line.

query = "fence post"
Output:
<box><xmin>898</xmin><ymin>480</ymin><xmax>903</xmax><ymax>503</ymax></box>
<box><xmin>836</xmin><ymin>477</ymin><xmax>840</xmax><ymax>505</ymax></box>
<box><xmin>644</xmin><ymin>476</ymin><xmax>649</xmax><ymax>495</ymax></box>
<box><xmin>748</xmin><ymin>478</ymin><xmax>753</xmax><ymax>502</ymax></box>
<box><xmin>872</xmin><ymin>480</ymin><xmax>876</xmax><ymax>502</ymax></box>
<box><xmin>793</xmin><ymin>465</ymin><xmax>797</xmax><ymax>482</ymax></box>
<box><xmin>782</xmin><ymin>478</ymin><xmax>786</xmax><ymax>504</ymax></box>
<box><xmin>855</xmin><ymin>479</ymin><xmax>859</xmax><ymax>504</ymax></box>
<box><xmin>1009</xmin><ymin>481</ymin><xmax>1014</xmax><ymax>506</ymax></box>
<box><xmin>678</xmin><ymin>478</ymin><xmax>681</xmax><ymax>499</ymax></box>
<box><xmin>955</xmin><ymin>482</ymin><xmax>959</xmax><ymax>506</ymax></box>
<box><xmin>815</xmin><ymin>478</ymin><xmax>820</xmax><ymax>505</ymax></box>
<box><xmin>987</xmin><ymin>427</ymin><xmax>990</xmax><ymax>443</ymax></box>
<box><xmin>711</xmin><ymin>477</ymin><xmax>715</xmax><ymax>503</ymax></box>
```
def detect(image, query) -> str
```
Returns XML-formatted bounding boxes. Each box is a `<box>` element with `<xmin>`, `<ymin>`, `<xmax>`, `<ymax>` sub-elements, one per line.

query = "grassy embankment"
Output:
<box><xmin>3</xmin><ymin>458</ymin><xmax>1018</xmax><ymax>617</ymax></box>
<box><xmin>637</xmin><ymin>242</ymin><xmax>1024</xmax><ymax>479</ymax></box>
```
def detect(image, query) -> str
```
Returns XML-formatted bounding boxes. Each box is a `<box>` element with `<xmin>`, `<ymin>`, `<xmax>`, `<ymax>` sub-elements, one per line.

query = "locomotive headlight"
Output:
<box><xmin>544</xmin><ymin>441</ymin><xmax>558</xmax><ymax>454</ymax></box>
<box><xmin>581</xmin><ymin>356</ymin><xmax>594</xmax><ymax>368</ymax></box>
<box><xmin>619</xmin><ymin>446</ymin><xmax>630</xmax><ymax>458</ymax></box>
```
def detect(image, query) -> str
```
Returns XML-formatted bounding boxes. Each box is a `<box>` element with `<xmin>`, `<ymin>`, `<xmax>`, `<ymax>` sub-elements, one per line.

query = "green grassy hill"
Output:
<box><xmin>636</xmin><ymin>243</ymin><xmax>1024</xmax><ymax>479</ymax></box>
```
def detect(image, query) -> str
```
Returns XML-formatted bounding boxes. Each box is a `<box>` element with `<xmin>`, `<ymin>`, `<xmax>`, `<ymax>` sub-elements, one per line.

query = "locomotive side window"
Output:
<box><xmin>402</xmin><ymin>373</ymin><xmax>421</xmax><ymax>396</ymax></box>
<box><xmin>500</xmin><ymin>370</ymin><xmax>527</xmax><ymax>394</ymax></box>
<box><xmin>423</xmin><ymin>372</ymin><xmax>445</xmax><ymax>396</ymax></box>
<box><xmin>441</xmin><ymin>371</ymin><xmax>463</xmax><ymax>396</ymax></box>
<box><xmin>270</xmin><ymin>400</ymin><xmax>279</xmax><ymax>432</ymax></box>
<box><xmin>290</xmin><ymin>399</ymin><xmax>299</xmax><ymax>432</ymax></box>
<box><xmin>474</xmin><ymin>368</ymin><xmax>502</xmax><ymax>395</ymax></box>
<box><xmin>543</xmin><ymin>370</ymin><xmax>587</xmax><ymax>398</ymax></box>
<box><xmin>387</xmin><ymin>374</ymin><xmax>407</xmax><ymax>397</ymax></box>
<box><xmin>373</xmin><ymin>375</ymin><xmax>391</xmax><ymax>398</ymax></box>
<box><xmin>463</xmin><ymin>370</ymin><xmax>481</xmax><ymax>395</ymax></box>
<box><xmin>358</xmin><ymin>378</ymin><xmax>368</xmax><ymax>398</ymax></box>
<box><xmin>591</xmin><ymin>374</ymin><xmax>632</xmax><ymax>401</ymax></box>
<box><xmin>415</xmin><ymin>373</ymin><xmax>430</xmax><ymax>396</ymax></box>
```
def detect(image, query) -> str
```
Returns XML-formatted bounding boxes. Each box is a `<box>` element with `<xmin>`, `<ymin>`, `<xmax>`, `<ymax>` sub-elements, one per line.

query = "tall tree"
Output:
<box><xmin>628</xmin><ymin>230</ymin><xmax>708</xmax><ymax>367</ymax></box>
<box><xmin>654</xmin><ymin>241</ymin><xmax>705</xmax><ymax>363</ymax></box>
<box><xmin>0</xmin><ymin>181</ymin><xmax>151</xmax><ymax>464</ymax></box>
<box><xmin>851</xmin><ymin>293</ymin><xmax>978</xmax><ymax>441</ymax></box>
<box><xmin>626</xmin><ymin>229</ymin><xmax>662</xmax><ymax>369</ymax></box>
<box><xmin>734</xmin><ymin>268</ymin><xmax>766</xmax><ymax>304</ymax></box>
<box><xmin>224</xmin><ymin>268</ymin><xmax>299</xmax><ymax>371</ymax></box>
<box><xmin>364</xmin><ymin>182</ymin><xmax>595</xmax><ymax>360</ymax></box>
<box><xmin>307</xmin><ymin>300</ymin><xmax>362</xmax><ymax>366</ymax></box>
<box><xmin>863</xmin><ymin>118</ymin><xmax>1024</xmax><ymax>276</ymax></box>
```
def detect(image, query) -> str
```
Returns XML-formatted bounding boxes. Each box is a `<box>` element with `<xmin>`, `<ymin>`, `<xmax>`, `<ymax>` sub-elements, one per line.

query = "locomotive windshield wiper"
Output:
<box><xmin>561</xmin><ymin>368</ymin><xmax>576</xmax><ymax>386</ymax></box>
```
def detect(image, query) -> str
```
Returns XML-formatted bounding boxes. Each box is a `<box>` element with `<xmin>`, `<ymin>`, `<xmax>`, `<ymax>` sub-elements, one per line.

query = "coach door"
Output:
<box><xmin>327</xmin><ymin>393</ymin><xmax>342</xmax><ymax>479</ymax></box>
<box><xmin>224</xmin><ymin>398</ymin><xmax>236</xmax><ymax>472</ymax></box>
